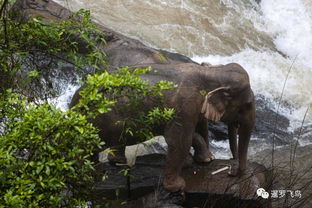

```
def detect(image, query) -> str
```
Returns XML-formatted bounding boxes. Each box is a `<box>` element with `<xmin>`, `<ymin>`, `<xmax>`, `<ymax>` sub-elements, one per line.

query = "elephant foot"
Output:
<box><xmin>107</xmin><ymin>150</ymin><xmax>127</xmax><ymax>165</ymax></box>
<box><xmin>163</xmin><ymin>174</ymin><xmax>185</xmax><ymax>192</ymax></box>
<box><xmin>183</xmin><ymin>154</ymin><xmax>194</xmax><ymax>168</ymax></box>
<box><xmin>228</xmin><ymin>167</ymin><xmax>245</xmax><ymax>177</ymax></box>
<box><xmin>194</xmin><ymin>151</ymin><xmax>215</xmax><ymax>163</ymax></box>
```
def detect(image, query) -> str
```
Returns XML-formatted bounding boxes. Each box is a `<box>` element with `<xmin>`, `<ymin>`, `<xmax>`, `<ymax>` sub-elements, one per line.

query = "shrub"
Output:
<box><xmin>73</xmin><ymin>66</ymin><xmax>177</xmax><ymax>142</ymax></box>
<box><xmin>0</xmin><ymin>91</ymin><xmax>103</xmax><ymax>207</ymax></box>
<box><xmin>0</xmin><ymin>0</ymin><xmax>106</xmax><ymax>100</ymax></box>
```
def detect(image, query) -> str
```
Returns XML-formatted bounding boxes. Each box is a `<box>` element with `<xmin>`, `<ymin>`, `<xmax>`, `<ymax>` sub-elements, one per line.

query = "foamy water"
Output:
<box><xmin>53</xmin><ymin>0</ymin><xmax>312</xmax><ymax>150</ymax></box>
<box><xmin>192</xmin><ymin>49</ymin><xmax>312</xmax><ymax>131</ymax></box>
<box><xmin>51</xmin><ymin>84</ymin><xmax>80</xmax><ymax>111</ymax></box>
<box><xmin>260</xmin><ymin>0</ymin><xmax>312</xmax><ymax>67</ymax></box>
<box><xmin>192</xmin><ymin>0</ymin><xmax>312</xmax><ymax>131</ymax></box>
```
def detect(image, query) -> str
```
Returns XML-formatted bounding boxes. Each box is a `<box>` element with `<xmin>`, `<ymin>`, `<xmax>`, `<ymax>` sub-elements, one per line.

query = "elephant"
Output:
<box><xmin>69</xmin><ymin>62</ymin><xmax>255</xmax><ymax>192</ymax></box>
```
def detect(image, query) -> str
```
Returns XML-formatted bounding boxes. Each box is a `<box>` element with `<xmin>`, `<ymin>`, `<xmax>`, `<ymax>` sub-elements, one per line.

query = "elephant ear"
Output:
<box><xmin>201</xmin><ymin>87</ymin><xmax>230</xmax><ymax>122</ymax></box>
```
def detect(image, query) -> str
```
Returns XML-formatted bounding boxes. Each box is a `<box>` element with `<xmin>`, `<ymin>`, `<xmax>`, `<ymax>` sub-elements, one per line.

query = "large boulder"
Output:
<box><xmin>92</xmin><ymin>154</ymin><xmax>272</xmax><ymax>208</ymax></box>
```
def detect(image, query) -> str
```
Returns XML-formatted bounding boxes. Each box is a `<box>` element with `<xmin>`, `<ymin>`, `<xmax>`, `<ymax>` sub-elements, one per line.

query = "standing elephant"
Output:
<box><xmin>70</xmin><ymin>62</ymin><xmax>255</xmax><ymax>192</ymax></box>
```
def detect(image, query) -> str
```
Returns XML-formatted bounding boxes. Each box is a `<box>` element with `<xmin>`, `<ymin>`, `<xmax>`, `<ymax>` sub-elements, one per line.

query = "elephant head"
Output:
<box><xmin>201</xmin><ymin>86</ymin><xmax>231</xmax><ymax>122</ymax></box>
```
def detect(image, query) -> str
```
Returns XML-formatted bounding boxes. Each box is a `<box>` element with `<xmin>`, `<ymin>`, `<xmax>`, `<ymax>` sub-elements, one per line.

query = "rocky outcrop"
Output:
<box><xmin>207</xmin><ymin>95</ymin><xmax>291</xmax><ymax>145</ymax></box>
<box><xmin>253</xmin><ymin>95</ymin><xmax>291</xmax><ymax>145</ymax></box>
<box><xmin>92</xmin><ymin>154</ymin><xmax>271</xmax><ymax>208</ymax></box>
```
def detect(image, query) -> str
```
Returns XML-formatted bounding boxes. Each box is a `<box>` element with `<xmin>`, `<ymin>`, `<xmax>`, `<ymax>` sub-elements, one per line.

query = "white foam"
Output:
<box><xmin>210</xmin><ymin>140</ymin><xmax>232</xmax><ymax>159</ymax></box>
<box><xmin>192</xmin><ymin>48</ymin><xmax>312</xmax><ymax>130</ymax></box>
<box><xmin>260</xmin><ymin>0</ymin><xmax>312</xmax><ymax>67</ymax></box>
<box><xmin>49</xmin><ymin>84</ymin><xmax>80</xmax><ymax>111</ymax></box>
<box><xmin>192</xmin><ymin>0</ymin><xmax>312</xmax><ymax>139</ymax></box>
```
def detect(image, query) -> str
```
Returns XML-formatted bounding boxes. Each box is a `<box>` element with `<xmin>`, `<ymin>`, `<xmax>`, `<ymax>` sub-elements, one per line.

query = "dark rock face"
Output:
<box><xmin>182</xmin><ymin>159</ymin><xmax>270</xmax><ymax>208</ymax></box>
<box><xmin>208</xmin><ymin>121</ymin><xmax>228</xmax><ymax>141</ymax></box>
<box><xmin>92</xmin><ymin>154</ymin><xmax>272</xmax><ymax>208</ymax></box>
<box><xmin>120</xmin><ymin>188</ymin><xmax>185</xmax><ymax>208</ymax></box>
<box><xmin>253</xmin><ymin>95</ymin><xmax>291</xmax><ymax>145</ymax></box>
<box><xmin>208</xmin><ymin>95</ymin><xmax>291</xmax><ymax>145</ymax></box>
<box><xmin>92</xmin><ymin>154</ymin><xmax>184</xmax><ymax>207</ymax></box>
<box><xmin>12</xmin><ymin>0</ymin><xmax>72</xmax><ymax>22</ymax></box>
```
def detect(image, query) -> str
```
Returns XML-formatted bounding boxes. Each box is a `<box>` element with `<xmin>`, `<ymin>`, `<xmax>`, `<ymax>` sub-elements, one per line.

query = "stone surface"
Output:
<box><xmin>207</xmin><ymin>95</ymin><xmax>291</xmax><ymax>145</ymax></box>
<box><xmin>253</xmin><ymin>95</ymin><xmax>291</xmax><ymax>145</ymax></box>
<box><xmin>251</xmin><ymin>144</ymin><xmax>312</xmax><ymax>208</ymax></box>
<box><xmin>182</xmin><ymin>159</ymin><xmax>270</xmax><ymax>208</ymax></box>
<box><xmin>92</xmin><ymin>154</ymin><xmax>271</xmax><ymax>207</ymax></box>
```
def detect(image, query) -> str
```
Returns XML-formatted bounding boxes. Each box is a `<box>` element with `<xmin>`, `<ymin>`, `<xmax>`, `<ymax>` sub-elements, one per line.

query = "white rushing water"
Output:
<box><xmin>53</xmin><ymin>0</ymin><xmax>312</xmax><ymax>150</ymax></box>
<box><xmin>50</xmin><ymin>84</ymin><xmax>80</xmax><ymax>111</ymax></box>
<box><xmin>194</xmin><ymin>0</ymin><xmax>312</xmax><ymax>131</ymax></box>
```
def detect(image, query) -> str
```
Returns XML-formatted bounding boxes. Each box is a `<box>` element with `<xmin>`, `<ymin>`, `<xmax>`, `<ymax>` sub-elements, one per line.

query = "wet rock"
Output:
<box><xmin>122</xmin><ymin>188</ymin><xmax>185</xmax><ymax>208</ymax></box>
<box><xmin>208</xmin><ymin>95</ymin><xmax>291</xmax><ymax>145</ymax></box>
<box><xmin>251</xmin><ymin>144</ymin><xmax>312</xmax><ymax>208</ymax></box>
<box><xmin>12</xmin><ymin>0</ymin><xmax>72</xmax><ymax>22</ymax></box>
<box><xmin>208</xmin><ymin>121</ymin><xmax>228</xmax><ymax>141</ymax></box>
<box><xmin>182</xmin><ymin>159</ymin><xmax>271</xmax><ymax>208</ymax></box>
<box><xmin>254</xmin><ymin>95</ymin><xmax>291</xmax><ymax>145</ymax></box>
<box><xmin>92</xmin><ymin>154</ymin><xmax>272</xmax><ymax>208</ymax></box>
<box><xmin>94</xmin><ymin>154</ymin><xmax>166</xmax><ymax>201</ymax></box>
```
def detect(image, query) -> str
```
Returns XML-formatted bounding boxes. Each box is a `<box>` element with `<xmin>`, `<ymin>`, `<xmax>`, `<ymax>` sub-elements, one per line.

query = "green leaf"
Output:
<box><xmin>27</xmin><ymin>70</ymin><xmax>39</xmax><ymax>78</ymax></box>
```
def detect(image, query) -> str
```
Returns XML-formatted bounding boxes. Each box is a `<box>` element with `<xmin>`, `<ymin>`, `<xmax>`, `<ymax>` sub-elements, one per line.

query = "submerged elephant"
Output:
<box><xmin>70</xmin><ymin>62</ymin><xmax>255</xmax><ymax>192</ymax></box>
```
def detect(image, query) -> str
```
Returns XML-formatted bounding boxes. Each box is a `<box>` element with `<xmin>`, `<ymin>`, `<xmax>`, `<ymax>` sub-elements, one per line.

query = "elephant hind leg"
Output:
<box><xmin>163</xmin><ymin>122</ymin><xmax>194</xmax><ymax>192</ymax></box>
<box><xmin>193</xmin><ymin>132</ymin><xmax>215</xmax><ymax>163</ymax></box>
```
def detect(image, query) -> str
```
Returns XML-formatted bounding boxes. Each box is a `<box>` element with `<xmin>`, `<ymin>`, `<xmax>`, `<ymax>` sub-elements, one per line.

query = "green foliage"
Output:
<box><xmin>73</xmin><ymin>66</ymin><xmax>177</xmax><ymax>141</ymax></box>
<box><xmin>0</xmin><ymin>2</ymin><xmax>178</xmax><ymax>207</ymax></box>
<box><xmin>153</xmin><ymin>51</ymin><xmax>168</xmax><ymax>63</ymax></box>
<box><xmin>0</xmin><ymin>9</ymin><xmax>106</xmax><ymax>206</ymax></box>
<box><xmin>0</xmin><ymin>91</ymin><xmax>103</xmax><ymax>208</ymax></box>
<box><xmin>200</xmin><ymin>89</ymin><xmax>207</xmax><ymax>96</ymax></box>
<box><xmin>124</xmin><ymin>107</ymin><xmax>175</xmax><ymax>140</ymax></box>
<box><xmin>0</xmin><ymin>1</ymin><xmax>106</xmax><ymax>99</ymax></box>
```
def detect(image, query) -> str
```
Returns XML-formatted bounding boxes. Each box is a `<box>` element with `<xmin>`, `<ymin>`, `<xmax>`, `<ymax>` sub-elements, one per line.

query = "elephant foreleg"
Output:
<box><xmin>228</xmin><ymin>125</ymin><xmax>252</xmax><ymax>176</ymax></box>
<box><xmin>228</xmin><ymin>123</ymin><xmax>238</xmax><ymax>159</ymax></box>
<box><xmin>238</xmin><ymin>125</ymin><xmax>252</xmax><ymax>174</ymax></box>
<box><xmin>228</xmin><ymin>106</ymin><xmax>255</xmax><ymax>176</ymax></box>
